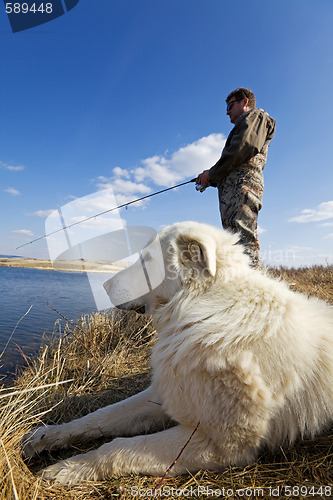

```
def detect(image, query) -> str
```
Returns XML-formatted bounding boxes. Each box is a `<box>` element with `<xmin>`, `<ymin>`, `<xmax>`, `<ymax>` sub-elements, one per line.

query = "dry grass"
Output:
<box><xmin>0</xmin><ymin>265</ymin><xmax>333</xmax><ymax>499</ymax></box>
<box><xmin>267</xmin><ymin>264</ymin><xmax>333</xmax><ymax>303</ymax></box>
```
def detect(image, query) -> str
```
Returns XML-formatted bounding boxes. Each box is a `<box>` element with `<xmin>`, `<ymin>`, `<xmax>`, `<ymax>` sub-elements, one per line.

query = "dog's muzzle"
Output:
<box><xmin>116</xmin><ymin>303</ymin><xmax>146</xmax><ymax>315</ymax></box>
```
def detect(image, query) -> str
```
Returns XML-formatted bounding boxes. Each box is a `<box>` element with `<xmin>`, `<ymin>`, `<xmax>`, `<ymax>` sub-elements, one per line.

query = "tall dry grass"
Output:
<box><xmin>0</xmin><ymin>265</ymin><xmax>332</xmax><ymax>499</ymax></box>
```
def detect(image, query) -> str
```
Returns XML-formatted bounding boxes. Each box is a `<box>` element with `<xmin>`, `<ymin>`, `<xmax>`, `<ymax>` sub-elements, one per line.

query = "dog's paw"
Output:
<box><xmin>22</xmin><ymin>425</ymin><xmax>66</xmax><ymax>458</ymax></box>
<box><xmin>22</xmin><ymin>427</ymin><xmax>50</xmax><ymax>458</ymax></box>
<box><xmin>39</xmin><ymin>454</ymin><xmax>100</xmax><ymax>485</ymax></box>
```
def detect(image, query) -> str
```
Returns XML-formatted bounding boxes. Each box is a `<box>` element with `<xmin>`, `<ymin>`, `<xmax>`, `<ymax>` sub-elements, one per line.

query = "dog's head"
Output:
<box><xmin>103</xmin><ymin>221</ymin><xmax>248</xmax><ymax>315</ymax></box>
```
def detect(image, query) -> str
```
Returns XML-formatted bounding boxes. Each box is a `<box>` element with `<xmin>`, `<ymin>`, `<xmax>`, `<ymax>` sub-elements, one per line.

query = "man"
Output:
<box><xmin>197</xmin><ymin>88</ymin><xmax>276</xmax><ymax>267</ymax></box>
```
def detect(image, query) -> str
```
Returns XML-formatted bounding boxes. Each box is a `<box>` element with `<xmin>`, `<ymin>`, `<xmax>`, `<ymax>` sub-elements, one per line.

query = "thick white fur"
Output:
<box><xmin>24</xmin><ymin>221</ymin><xmax>333</xmax><ymax>485</ymax></box>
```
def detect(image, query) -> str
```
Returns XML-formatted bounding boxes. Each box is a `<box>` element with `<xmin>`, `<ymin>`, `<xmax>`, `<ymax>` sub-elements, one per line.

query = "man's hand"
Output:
<box><xmin>196</xmin><ymin>170</ymin><xmax>211</xmax><ymax>187</ymax></box>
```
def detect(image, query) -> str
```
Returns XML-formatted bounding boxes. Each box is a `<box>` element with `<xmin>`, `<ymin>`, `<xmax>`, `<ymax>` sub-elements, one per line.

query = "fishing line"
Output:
<box><xmin>17</xmin><ymin>178</ymin><xmax>197</xmax><ymax>249</ymax></box>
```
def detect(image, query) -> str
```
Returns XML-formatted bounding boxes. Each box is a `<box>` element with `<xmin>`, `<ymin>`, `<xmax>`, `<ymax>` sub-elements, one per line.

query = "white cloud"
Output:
<box><xmin>323</xmin><ymin>233</ymin><xmax>333</xmax><ymax>240</ymax></box>
<box><xmin>11</xmin><ymin>229</ymin><xmax>34</xmax><ymax>236</ymax></box>
<box><xmin>97</xmin><ymin>178</ymin><xmax>151</xmax><ymax>195</ymax></box>
<box><xmin>95</xmin><ymin>133</ymin><xmax>225</xmax><ymax>205</ymax></box>
<box><xmin>5</xmin><ymin>187</ymin><xmax>20</xmax><ymax>196</ymax></box>
<box><xmin>0</xmin><ymin>161</ymin><xmax>24</xmax><ymax>171</ymax></box>
<box><xmin>113</xmin><ymin>167</ymin><xmax>130</xmax><ymax>178</ymax></box>
<box><xmin>95</xmin><ymin>178</ymin><xmax>152</xmax><ymax>207</ymax></box>
<box><xmin>289</xmin><ymin>201</ymin><xmax>333</xmax><ymax>223</ymax></box>
<box><xmin>132</xmin><ymin>133</ymin><xmax>225</xmax><ymax>186</ymax></box>
<box><xmin>320</xmin><ymin>222</ymin><xmax>333</xmax><ymax>227</ymax></box>
<box><xmin>257</xmin><ymin>225</ymin><xmax>266</xmax><ymax>234</ymax></box>
<box><xmin>29</xmin><ymin>209</ymin><xmax>55</xmax><ymax>218</ymax></box>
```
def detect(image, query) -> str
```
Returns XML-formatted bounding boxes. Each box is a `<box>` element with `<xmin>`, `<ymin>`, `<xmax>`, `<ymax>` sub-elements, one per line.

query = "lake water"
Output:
<box><xmin>0</xmin><ymin>266</ymin><xmax>113</xmax><ymax>377</ymax></box>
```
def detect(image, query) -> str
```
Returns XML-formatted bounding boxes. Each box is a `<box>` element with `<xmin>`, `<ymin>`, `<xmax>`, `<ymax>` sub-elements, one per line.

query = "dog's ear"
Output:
<box><xmin>177</xmin><ymin>234</ymin><xmax>217</xmax><ymax>277</ymax></box>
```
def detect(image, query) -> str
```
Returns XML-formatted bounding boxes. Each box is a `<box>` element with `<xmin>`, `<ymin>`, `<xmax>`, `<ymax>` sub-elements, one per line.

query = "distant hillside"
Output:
<box><xmin>0</xmin><ymin>254</ymin><xmax>22</xmax><ymax>258</ymax></box>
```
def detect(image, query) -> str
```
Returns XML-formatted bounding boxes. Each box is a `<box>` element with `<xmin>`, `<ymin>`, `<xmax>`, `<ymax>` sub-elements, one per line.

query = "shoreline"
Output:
<box><xmin>0</xmin><ymin>257</ymin><xmax>131</xmax><ymax>273</ymax></box>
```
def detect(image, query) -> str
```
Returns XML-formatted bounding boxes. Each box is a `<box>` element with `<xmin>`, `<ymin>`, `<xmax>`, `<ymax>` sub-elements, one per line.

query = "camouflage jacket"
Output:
<box><xmin>209</xmin><ymin>108</ymin><xmax>276</xmax><ymax>184</ymax></box>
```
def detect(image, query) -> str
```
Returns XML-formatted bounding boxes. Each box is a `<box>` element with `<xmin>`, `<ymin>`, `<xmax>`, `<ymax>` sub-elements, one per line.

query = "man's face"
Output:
<box><xmin>226</xmin><ymin>98</ymin><xmax>247</xmax><ymax>124</ymax></box>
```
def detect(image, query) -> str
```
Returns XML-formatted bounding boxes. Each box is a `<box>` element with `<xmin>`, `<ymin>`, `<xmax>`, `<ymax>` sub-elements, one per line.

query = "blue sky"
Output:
<box><xmin>1</xmin><ymin>0</ymin><xmax>333</xmax><ymax>267</ymax></box>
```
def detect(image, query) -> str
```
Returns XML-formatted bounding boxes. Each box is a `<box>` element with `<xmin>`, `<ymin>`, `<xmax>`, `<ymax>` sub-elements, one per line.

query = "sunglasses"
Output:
<box><xmin>226</xmin><ymin>99</ymin><xmax>240</xmax><ymax>112</ymax></box>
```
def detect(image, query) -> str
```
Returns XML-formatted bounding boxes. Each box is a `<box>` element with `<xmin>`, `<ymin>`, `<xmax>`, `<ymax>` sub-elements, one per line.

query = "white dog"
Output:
<box><xmin>24</xmin><ymin>221</ymin><xmax>333</xmax><ymax>484</ymax></box>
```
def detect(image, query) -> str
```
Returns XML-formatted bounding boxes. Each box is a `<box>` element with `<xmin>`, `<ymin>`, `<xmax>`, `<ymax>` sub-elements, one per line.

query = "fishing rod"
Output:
<box><xmin>17</xmin><ymin>178</ymin><xmax>200</xmax><ymax>250</ymax></box>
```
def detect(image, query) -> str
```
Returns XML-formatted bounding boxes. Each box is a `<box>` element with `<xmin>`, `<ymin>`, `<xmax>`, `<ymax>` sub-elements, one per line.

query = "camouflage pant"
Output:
<box><xmin>217</xmin><ymin>166</ymin><xmax>264</xmax><ymax>267</ymax></box>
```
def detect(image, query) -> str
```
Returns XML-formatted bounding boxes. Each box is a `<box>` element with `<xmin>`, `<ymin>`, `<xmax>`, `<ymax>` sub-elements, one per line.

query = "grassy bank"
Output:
<box><xmin>0</xmin><ymin>266</ymin><xmax>333</xmax><ymax>499</ymax></box>
<box><xmin>0</xmin><ymin>257</ymin><xmax>129</xmax><ymax>273</ymax></box>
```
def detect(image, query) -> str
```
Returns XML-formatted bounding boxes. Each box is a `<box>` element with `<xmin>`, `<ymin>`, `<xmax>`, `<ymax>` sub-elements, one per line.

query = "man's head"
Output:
<box><xmin>226</xmin><ymin>88</ymin><xmax>256</xmax><ymax>124</ymax></box>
